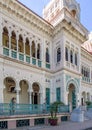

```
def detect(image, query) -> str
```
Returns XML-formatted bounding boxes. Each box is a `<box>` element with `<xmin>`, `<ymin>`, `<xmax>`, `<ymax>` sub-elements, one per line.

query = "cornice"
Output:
<box><xmin>53</xmin><ymin>19</ymin><xmax>87</xmax><ymax>43</ymax></box>
<box><xmin>0</xmin><ymin>0</ymin><xmax>53</xmax><ymax>37</ymax></box>
<box><xmin>81</xmin><ymin>47</ymin><xmax>92</xmax><ymax>62</ymax></box>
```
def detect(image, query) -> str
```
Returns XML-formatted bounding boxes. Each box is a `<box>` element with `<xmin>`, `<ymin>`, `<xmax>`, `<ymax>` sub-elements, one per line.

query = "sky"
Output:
<box><xmin>18</xmin><ymin>0</ymin><xmax>92</xmax><ymax>32</ymax></box>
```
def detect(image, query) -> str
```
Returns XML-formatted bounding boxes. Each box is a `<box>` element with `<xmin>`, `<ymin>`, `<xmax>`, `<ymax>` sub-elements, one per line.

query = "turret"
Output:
<box><xmin>43</xmin><ymin>0</ymin><xmax>80</xmax><ymax>26</ymax></box>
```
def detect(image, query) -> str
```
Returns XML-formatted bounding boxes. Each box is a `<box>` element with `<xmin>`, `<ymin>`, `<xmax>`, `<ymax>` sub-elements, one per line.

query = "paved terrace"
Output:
<box><xmin>3</xmin><ymin>120</ymin><xmax>92</xmax><ymax>130</ymax></box>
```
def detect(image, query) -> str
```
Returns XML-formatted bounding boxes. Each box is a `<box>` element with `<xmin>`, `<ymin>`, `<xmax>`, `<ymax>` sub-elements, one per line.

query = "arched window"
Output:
<box><xmin>18</xmin><ymin>35</ymin><xmax>24</xmax><ymax>53</ymax></box>
<box><xmin>25</xmin><ymin>38</ymin><xmax>30</xmax><ymax>55</ymax></box>
<box><xmin>3</xmin><ymin>27</ymin><xmax>9</xmax><ymax>47</ymax></box>
<box><xmin>31</xmin><ymin>41</ymin><xmax>35</xmax><ymax>57</ymax></box>
<box><xmin>71</xmin><ymin>10</ymin><xmax>76</xmax><ymax>17</ymax></box>
<box><xmin>70</xmin><ymin>50</ymin><xmax>73</xmax><ymax>63</ymax></box>
<box><xmin>37</xmin><ymin>44</ymin><xmax>40</xmax><ymax>59</ymax></box>
<box><xmin>57</xmin><ymin>48</ymin><xmax>61</xmax><ymax>62</ymax></box>
<box><xmin>46</xmin><ymin>48</ymin><xmax>49</xmax><ymax>63</ymax></box>
<box><xmin>11</xmin><ymin>31</ymin><xmax>17</xmax><ymax>50</ymax></box>
<box><xmin>84</xmin><ymin>68</ymin><xmax>86</xmax><ymax>77</ymax></box>
<box><xmin>75</xmin><ymin>53</ymin><xmax>77</xmax><ymax>65</ymax></box>
<box><xmin>65</xmin><ymin>47</ymin><xmax>68</xmax><ymax>61</ymax></box>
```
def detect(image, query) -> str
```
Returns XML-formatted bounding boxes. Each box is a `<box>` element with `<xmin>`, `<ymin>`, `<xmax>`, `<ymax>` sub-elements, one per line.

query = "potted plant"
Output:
<box><xmin>49</xmin><ymin>101</ymin><xmax>64</xmax><ymax>126</ymax></box>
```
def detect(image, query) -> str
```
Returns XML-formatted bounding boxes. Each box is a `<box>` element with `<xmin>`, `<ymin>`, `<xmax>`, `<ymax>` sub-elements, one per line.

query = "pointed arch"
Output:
<box><xmin>31</xmin><ymin>41</ymin><xmax>35</xmax><ymax>57</ymax></box>
<box><xmin>66</xmin><ymin>78</ymin><xmax>79</xmax><ymax>93</ymax></box>
<box><xmin>25</xmin><ymin>37</ymin><xmax>30</xmax><ymax>55</ymax></box>
<box><xmin>70</xmin><ymin>50</ymin><xmax>73</xmax><ymax>63</ymax></box>
<box><xmin>57</xmin><ymin>47</ymin><xmax>61</xmax><ymax>62</ymax></box>
<box><xmin>18</xmin><ymin>34</ymin><xmax>24</xmax><ymax>53</ymax></box>
<box><xmin>11</xmin><ymin>31</ymin><xmax>17</xmax><ymax>50</ymax></box>
<box><xmin>37</xmin><ymin>44</ymin><xmax>40</xmax><ymax>59</ymax></box>
<box><xmin>46</xmin><ymin>48</ymin><xmax>50</xmax><ymax>63</ymax></box>
<box><xmin>3</xmin><ymin>27</ymin><xmax>9</xmax><ymax>47</ymax></box>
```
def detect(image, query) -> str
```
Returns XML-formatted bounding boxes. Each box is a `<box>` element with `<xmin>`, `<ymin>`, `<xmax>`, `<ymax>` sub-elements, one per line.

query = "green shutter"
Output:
<box><xmin>46</xmin><ymin>88</ymin><xmax>50</xmax><ymax>105</ymax></box>
<box><xmin>56</xmin><ymin>87</ymin><xmax>61</xmax><ymax>102</ymax></box>
<box><xmin>72</xmin><ymin>90</ymin><xmax>76</xmax><ymax>109</ymax></box>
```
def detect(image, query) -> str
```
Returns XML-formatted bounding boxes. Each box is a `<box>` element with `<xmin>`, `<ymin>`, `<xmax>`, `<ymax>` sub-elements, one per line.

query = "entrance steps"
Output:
<box><xmin>70</xmin><ymin>106</ymin><xmax>92</xmax><ymax>122</ymax></box>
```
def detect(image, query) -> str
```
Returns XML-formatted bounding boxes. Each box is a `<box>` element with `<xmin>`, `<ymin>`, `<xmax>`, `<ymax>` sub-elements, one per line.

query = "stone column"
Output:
<box><xmin>16</xmin><ymin>32</ymin><xmax>19</xmax><ymax>53</ymax></box>
<box><xmin>0</xmin><ymin>15</ymin><xmax>3</xmax><ymax>54</ymax></box>
<box><xmin>35</xmin><ymin>43</ymin><xmax>37</xmax><ymax>59</ymax></box>
<box><xmin>23</xmin><ymin>38</ymin><xmax>26</xmax><ymax>62</ymax></box>
<box><xmin>16</xmin><ymin>82</ymin><xmax>20</xmax><ymax>104</ymax></box>
<box><xmin>16</xmin><ymin>90</ymin><xmax>20</xmax><ymax>104</ymax></box>
<box><xmin>28</xmin><ymin>83</ymin><xmax>32</xmax><ymax>104</ymax></box>
<box><xmin>9</xmin><ymin>30</ymin><xmax>11</xmax><ymax>50</ymax></box>
<box><xmin>29</xmin><ymin>91</ymin><xmax>32</xmax><ymax>104</ymax></box>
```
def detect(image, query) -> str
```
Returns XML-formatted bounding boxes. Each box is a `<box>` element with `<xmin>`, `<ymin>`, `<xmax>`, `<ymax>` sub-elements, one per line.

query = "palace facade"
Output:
<box><xmin>0</xmin><ymin>0</ymin><xmax>92</xmax><ymax>109</ymax></box>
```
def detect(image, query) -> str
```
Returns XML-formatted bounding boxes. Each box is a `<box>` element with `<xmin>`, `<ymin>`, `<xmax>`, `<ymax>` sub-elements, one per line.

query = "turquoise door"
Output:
<box><xmin>56</xmin><ymin>87</ymin><xmax>61</xmax><ymax>102</ymax></box>
<box><xmin>72</xmin><ymin>90</ymin><xmax>76</xmax><ymax>109</ymax></box>
<box><xmin>46</xmin><ymin>88</ymin><xmax>50</xmax><ymax>105</ymax></box>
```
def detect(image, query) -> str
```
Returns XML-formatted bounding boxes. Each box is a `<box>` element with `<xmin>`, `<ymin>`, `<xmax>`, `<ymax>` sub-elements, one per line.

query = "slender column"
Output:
<box><xmin>30</xmin><ymin>39</ymin><xmax>32</xmax><ymax>64</ymax></box>
<box><xmin>30</xmin><ymin>39</ymin><xmax>32</xmax><ymax>57</ymax></box>
<box><xmin>23</xmin><ymin>38</ymin><xmax>26</xmax><ymax>54</ymax></box>
<box><xmin>8</xmin><ymin>29</ymin><xmax>11</xmax><ymax>50</ymax></box>
<box><xmin>0</xmin><ymin>14</ymin><xmax>3</xmax><ymax>55</ymax></box>
<box><xmin>0</xmin><ymin>15</ymin><xmax>2</xmax><ymax>47</ymax></box>
<box><xmin>16</xmin><ymin>90</ymin><xmax>20</xmax><ymax>104</ymax></box>
<box><xmin>28</xmin><ymin>83</ymin><xmax>32</xmax><ymax>104</ymax></box>
<box><xmin>16</xmin><ymin>32</ymin><xmax>19</xmax><ymax>52</ymax></box>
<box><xmin>35</xmin><ymin>43</ymin><xmax>37</xmax><ymax>59</ymax></box>
<box><xmin>23</xmin><ymin>38</ymin><xmax>26</xmax><ymax>62</ymax></box>
<box><xmin>16</xmin><ymin>82</ymin><xmax>20</xmax><ymax>104</ymax></box>
<box><xmin>29</xmin><ymin>91</ymin><xmax>32</xmax><ymax>104</ymax></box>
<box><xmin>16</xmin><ymin>33</ymin><xmax>19</xmax><ymax>59</ymax></box>
<box><xmin>40</xmin><ymin>93</ymin><xmax>43</xmax><ymax>104</ymax></box>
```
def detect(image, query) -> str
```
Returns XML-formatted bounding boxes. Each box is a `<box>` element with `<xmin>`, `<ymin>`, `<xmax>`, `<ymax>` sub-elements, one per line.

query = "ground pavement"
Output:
<box><xmin>3</xmin><ymin>120</ymin><xmax>92</xmax><ymax>130</ymax></box>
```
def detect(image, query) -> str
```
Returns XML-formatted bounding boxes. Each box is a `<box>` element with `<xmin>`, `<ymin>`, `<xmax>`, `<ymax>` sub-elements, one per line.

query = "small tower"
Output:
<box><xmin>43</xmin><ymin>0</ymin><xmax>80</xmax><ymax>26</ymax></box>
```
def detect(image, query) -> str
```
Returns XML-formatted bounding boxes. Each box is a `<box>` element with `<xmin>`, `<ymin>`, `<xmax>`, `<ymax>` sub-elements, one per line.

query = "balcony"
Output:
<box><xmin>32</xmin><ymin>57</ymin><xmax>36</xmax><ymax>65</ymax></box>
<box><xmin>82</xmin><ymin>76</ymin><xmax>90</xmax><ymax>83</ymax></box>
<box><xmin>38</xmin><ymin>60</ymin><xmax>42</xmax><ymax>67</ymax></box>
<box><xmin>11</xmin><ymin>50</ymin><xmax>17</xmax><ymax>59</ymax></box>
<box><xmin>19</xmin><ymin>53</ymin><xmax>24</xmax><ymax>61</ymax></box>
<box><xmin>46</xmin><ymin>63</ymin><xmax>50</xmax><ymax>69</ymax></box>
<box><xmin>3</xmin><ymin>47</ymin><xmax>9</xmax><ymax>56</ymax></box>
<box><xmin>26</xmin><ymin>55</ymin><xmax>30</xmax><ymax>63</ymax></box>
<box><xmin>3</xmin><ymin>47</ymin><xmax>47</xmax><ymax>69</ymax></box>
<box><xmin>0</xmin><ymin>103</ymin><xmax>69</xmax><ymax>116</ymax></box>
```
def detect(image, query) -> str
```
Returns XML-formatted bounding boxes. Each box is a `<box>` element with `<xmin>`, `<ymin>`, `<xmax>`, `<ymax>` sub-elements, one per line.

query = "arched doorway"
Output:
<box><xmin>32</xmin><ymin>83</ymin><xmax>40</xmax><ymax>105</ymax></box>
<box><xmin>4</xmin><ymin>77</ymin><xmax>16</xmax><ymax>103</ymax></box>
<box><xmin>19</xmin><ymin>80</ymin><xmax>29</xmax><ymax>104</ymax></box>
<box><xmin>68</xmin><ymin>84</ymin><xmax>76</xmax><ymax>110</ymax></box>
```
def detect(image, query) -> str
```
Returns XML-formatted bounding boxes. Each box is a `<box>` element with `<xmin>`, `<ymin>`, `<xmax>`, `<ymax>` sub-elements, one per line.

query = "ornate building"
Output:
<box><xmin>0</xmin><ymin>0</ymin><xmax>92</xmax><ymax>109</ymax></box>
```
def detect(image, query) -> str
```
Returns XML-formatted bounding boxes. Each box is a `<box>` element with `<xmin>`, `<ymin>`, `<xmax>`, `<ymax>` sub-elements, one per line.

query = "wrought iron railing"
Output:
<box><xmin>0</xmin><ymin>103</ymin><xmax>69</xmax><ymax>116</ymax></box>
